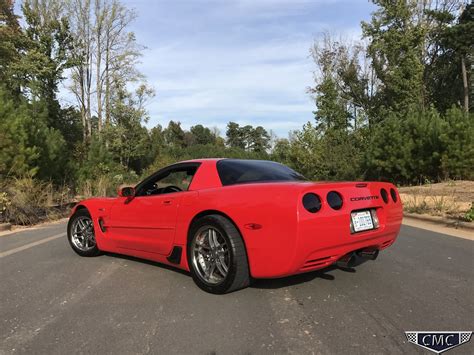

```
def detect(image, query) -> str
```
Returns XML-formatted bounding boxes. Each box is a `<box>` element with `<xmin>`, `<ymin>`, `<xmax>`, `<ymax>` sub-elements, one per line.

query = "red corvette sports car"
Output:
<box><xmin>68</xmin><ymin>159</ymin><xmax>403</xmax><ymax>294</ymax></box>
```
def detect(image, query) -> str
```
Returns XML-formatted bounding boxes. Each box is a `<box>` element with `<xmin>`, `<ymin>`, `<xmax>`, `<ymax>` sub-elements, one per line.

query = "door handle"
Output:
<box><xmin>163</xmin><ymin>200</ymin><xmax>172</xmax><ymax>205</ymax></box>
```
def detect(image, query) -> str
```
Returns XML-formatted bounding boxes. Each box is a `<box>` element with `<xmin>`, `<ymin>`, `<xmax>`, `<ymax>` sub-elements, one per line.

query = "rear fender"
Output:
<box><xmin>177</xmin><ymin>185</ymin><xmax>301</xmax><ymax>277</ymax></box>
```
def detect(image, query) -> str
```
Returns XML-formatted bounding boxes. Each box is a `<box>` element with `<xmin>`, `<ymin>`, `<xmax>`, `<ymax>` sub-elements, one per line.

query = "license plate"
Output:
<box><xmin>351</xmin><ymin>210</ymin><xmax>374</xmax><ymax>232</ymax></box>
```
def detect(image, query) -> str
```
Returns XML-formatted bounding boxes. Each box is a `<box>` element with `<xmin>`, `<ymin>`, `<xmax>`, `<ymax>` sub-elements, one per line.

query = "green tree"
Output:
<box><xmin>248</xmin><ymin>126</ymin><xmax>270</xmax><ymax>153</ymax></box>
<box><xmin>164</xmin><ymin>121</ymin><xmax>186</xmax><ymax>148</ymax></box>
<box><xmin>226</xmin><ymin>122</ymin><xmax>245</xmax><ymax>149</ymax></box>
<box><xmin>286</xmin><ymin>123</ymin><xmax>325</xmax><ymax>180</ymax></box>
<box><xmin>314</xmin><ymin>75</ymin><xmax>351</xmax><ymax>132</ymax></box>
<box><xmin>404</xmin><ymin>108</ymin><xmax>446</xmax><ymax>182</ymax></box>
<box><xmin>362</xmin><ymin>0</ymin><xmax>425</xmax><ymax>114</ymax></box>
<box><xmin>0</xmin><ymin>86</ymin><xmax>68</xmax><ymax>181</ymax></box>
<box><xmin>21</xmin><ymin>0</ymin><xmax>74</xmax><ymax>127</ymax></box>
<box><xmin>350</xmin><ymin>101</ymin><xmax>474</xmax><ymax>185</ymax></box>
<box><xmin>0</xmin><ymin>87</ymin><xmax>39</xmax><ymax>177</ymax></box>
<box><xmin>148</xmin><ymin>124</ymin><xmax>165</xmax><ymax>160</ymax></box>
<box><xmin>303</xmin><ymin>34</ymin><xmax>362</xmax><ymax>181</ymax></box>
<box><xmin>440</xmin><ymin>107</ymin><xmax>474</xmax><ymax>179</ymax></box>
<box><xmin>363</xmin><ymin>113</ymin><xmax>413</xmax><ymax>182</ymax></box>
<box><xmin>423</xmin><ymin>4</ymin><xmax>473</xmax><ymax>113</ymax></box>
<box><xmin>271</xmin><ymin>138</ymin><xmax>290</xmax><ymax>165</ymax></box>
<box><xmin>190</xmin><ymin>124</ymin><xmax>216</xmax><ymax>145</ymax></box>
<box><xmin>0</xmin><ymin>0</ymin><xmax>27</xmax><ymax>96</ymax></box>
<box><xmin>104</xmin><ymin>85</ymin><xmax>154</xmax><ymax>172</ymax></box>
<box><xmin>225</xmin><ymin>122</ymin><xmax>270</xmax><ymax>153</ymax></box>
<box><xmin>438</xmin><ymin>4</ymin><xmax>473</xmax><ymax>112</ymax></box>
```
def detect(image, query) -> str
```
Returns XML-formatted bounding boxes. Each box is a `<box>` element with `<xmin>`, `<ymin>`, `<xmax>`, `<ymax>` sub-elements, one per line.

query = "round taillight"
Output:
<box><xmin>327</xmin><ymin>191</ymin><xmax>343</xmax><ymax>210</ymax></box>
<box><xmin>390</xmin><ymin>188</ymin><xmax>398</xmax><ymax>203</ymax></box>
<box><xmin>381</xmin><ymin>188</ymin><xmax>389</xmax><ymax>203</ymax></box>
<box><xmin>303</xmin><ymin>193</ymin><xmax>322</xmax><ymax>213</ymax></box>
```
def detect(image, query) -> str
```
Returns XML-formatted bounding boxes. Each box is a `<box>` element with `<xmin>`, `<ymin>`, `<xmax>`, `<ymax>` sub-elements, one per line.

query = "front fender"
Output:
<box><xmin>68</xmin><ymin>197</ymin><xmax>117</xmax><ymax>250</ymax></box>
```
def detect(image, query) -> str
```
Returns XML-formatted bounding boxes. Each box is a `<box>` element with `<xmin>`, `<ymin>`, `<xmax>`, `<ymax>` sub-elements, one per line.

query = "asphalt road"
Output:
<box><xmin>1</xmin><ymin>221</ymin><xmax>473</xmax><ymax>355</ymax></box>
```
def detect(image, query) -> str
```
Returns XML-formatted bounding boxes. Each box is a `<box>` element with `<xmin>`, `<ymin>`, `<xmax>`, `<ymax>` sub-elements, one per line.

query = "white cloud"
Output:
<box><xmin>54</xmin><ymin>0</ymin><xmax>374</xmax><ymax>137</ymax></box>
<box><xmin>138</xmin><ymin>35</ymin><xmax>317</xmax><ymax>136</ymax></box>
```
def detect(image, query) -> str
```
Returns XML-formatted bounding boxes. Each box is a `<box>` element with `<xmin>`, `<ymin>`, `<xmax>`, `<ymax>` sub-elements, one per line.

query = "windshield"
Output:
<box><xmin>216</xmin><ymin>159</ymin><xmax>306</xmax><ymax>186</ymax></box>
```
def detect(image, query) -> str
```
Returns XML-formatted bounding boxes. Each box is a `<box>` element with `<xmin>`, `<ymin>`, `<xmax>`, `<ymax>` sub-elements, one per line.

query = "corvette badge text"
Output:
<box><xmin>349</xmin><ymin>196</ymin><xmax>379</xmax><ymax>201</ymax></box>
<box><xmin>405</xmin><ymin>331</ymin><xmax>472</xmax><ymax>354</ymax></box>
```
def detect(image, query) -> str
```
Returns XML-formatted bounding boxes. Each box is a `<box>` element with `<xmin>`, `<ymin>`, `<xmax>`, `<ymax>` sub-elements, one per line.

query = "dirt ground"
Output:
<box><xmin>399</xmin><ymin>180</ymin><xmax>473</xmax><ymax>220</ymax></box>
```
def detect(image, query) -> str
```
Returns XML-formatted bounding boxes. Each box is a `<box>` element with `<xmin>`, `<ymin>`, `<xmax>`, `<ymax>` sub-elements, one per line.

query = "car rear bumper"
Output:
<box><xmin>247</xmin><ymin>215</ymin><xmax>401</xmax><ymax>279</ymax></box>
<box><xmin>295</xmin><ymin>230</ymin><xmax>397</xmax><ymax>274</ymax></box>
<box><xmin>243</xmin><ymin>181</ymin><xmax>403</xmax><ymax>279</ymax></box>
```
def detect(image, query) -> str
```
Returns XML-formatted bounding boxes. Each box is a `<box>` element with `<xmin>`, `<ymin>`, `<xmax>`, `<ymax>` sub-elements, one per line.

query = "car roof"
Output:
<box><xmin>178</xmin><ymin>158</ymin><xmax>224</xmax><ymax>164</ymax></box>
<box><xmin>179</xmin><ymin>158</ymin><xmax>283</xmax><ymax>164</ymax></box>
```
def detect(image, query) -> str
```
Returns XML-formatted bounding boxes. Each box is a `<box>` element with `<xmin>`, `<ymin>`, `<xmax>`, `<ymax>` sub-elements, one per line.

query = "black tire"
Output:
<box><xmin>187</xmin><ymin>215</ymin><xmax>250</xmax><ymax>294</ymax></box>
<box><xmin>67</xmin><ymin>209</ymin><xmax>101</xmax><ymax>257</ymax></box>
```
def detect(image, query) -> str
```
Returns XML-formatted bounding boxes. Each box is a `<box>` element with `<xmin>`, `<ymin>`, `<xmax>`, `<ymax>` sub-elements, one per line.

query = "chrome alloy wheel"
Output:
<box><xmin>192</xmin><ymin>227</ymin><xmax>230</xmax><ymax>285</ymax></box>
<box><xmin>71</xmin><ymin>216</ymin><xmax>96</xmax><ymax>252</ymax></box>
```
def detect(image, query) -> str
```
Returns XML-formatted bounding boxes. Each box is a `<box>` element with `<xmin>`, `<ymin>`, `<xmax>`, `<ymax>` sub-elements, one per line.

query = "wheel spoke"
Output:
<box><xmin>71</xmin><ymin>216</ymin><xmax>95</xmax><ymax>252</ymax></box>
<box><xmin>211</xmin><ymin>229</ymin><xmax>220</xmax><ymax>249</ymax></box>
<box><xmin>207</xmin><ymin>229</ymin><xmax>215</xmax><ymax>249</ymax></box>
<box><xmin>206</xmin><ymin>261</ymin><xmax>216</xmax><ymax>279</ymax></box>
<box><xmin>191</xmin><ymin>226</ymin><xmax>231</xmax><ymax>285</ymax></box>
<box><xmin>219</xmin><ymin>254</ymin><xmax>228</xmax><ymax>273</ymax></box>
<box><xmin>215</xmin><ymin>257</ymin><xmax>227</xmax><ymax>276</ymax></box>
<box><xmin>78</xmin><ymin>219</ymin><xmax>86</xmax><ymax>231</ymax></box>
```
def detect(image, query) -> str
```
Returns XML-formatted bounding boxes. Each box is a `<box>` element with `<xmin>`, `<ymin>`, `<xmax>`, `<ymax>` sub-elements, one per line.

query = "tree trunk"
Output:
<box><xmin>353</xmin><ymin>105</ymin><xmax>357</xmax><ymax>131</ymax></box>
<box><xmin>105</xmin><ymin>31</ymin><xmax>111</xmax><ymax>126</ymax></box>
<box><xmin>86</xmin><ymin>56</ymin><xmax>92</xmax><ymax>138</ymax></box>
<box><xmin>79</xmin><ymin>67</ymin><xmax>87</xmax><ymax>142</ymax></box>
<box><xmin>95</xmin><ymin>0</ymin><xmax>104</xmax><ymax>132</ymax></box>
<box><xmin>461</xmin><ymin>56</ymin><xmax>469</xmax><ymax>113</ymax></box>
<box><xmin>96</xmin><ymin>40</ymin><xmax>102</xmax><ymax>132</ymax></box>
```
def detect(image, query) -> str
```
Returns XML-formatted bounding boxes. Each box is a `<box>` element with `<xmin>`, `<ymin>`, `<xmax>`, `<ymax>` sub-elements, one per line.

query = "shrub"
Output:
<box><xmin>464</xmin><ymin>204</ymin><xmax>474</xmax><ymax>222</ymax></box>
<box><xmin>0</xmin><ymin>177</ymin><xmax>74</xmax><ymax>225</ymax></box>
<box><xmin>0</xmin><ymin>177</ymin><xmax>51</xmax><ymax>225</ymax></box>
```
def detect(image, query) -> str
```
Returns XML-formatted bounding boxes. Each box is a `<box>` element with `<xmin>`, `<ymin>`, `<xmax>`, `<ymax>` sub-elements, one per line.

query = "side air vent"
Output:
<box><xmin>167</xmin><ymin>246</ymin><xmax>182</xmax><ymax>264</ymax></box>
<box><xmin>98</xmin><ymin>218</ymin><xmax>107</xmax><ymax>232</ymax></box>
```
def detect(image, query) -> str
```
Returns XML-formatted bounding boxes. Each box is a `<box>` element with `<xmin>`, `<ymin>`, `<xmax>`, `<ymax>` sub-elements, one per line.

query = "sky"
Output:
<box><xmin>122</xmin><ymin>0</ymin><xmax>377</xmax><ymax>137</ymax></box>
<box><xmin>16</xmin><ymin>0</ymin><xmax>376</xmax><ymax>138</ymax></box>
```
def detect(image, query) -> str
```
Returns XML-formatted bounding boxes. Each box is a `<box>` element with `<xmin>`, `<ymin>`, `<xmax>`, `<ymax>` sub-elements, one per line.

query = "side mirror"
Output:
<box><xmin>118</xmin><ymin>186</ymin><xmax>135</xmax><ymax>198</ymax></box>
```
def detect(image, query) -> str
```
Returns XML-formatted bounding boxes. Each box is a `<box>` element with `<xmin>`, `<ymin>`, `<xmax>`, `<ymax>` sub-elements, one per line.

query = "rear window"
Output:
<box><xmin>216</xmin><ymin>159</ymin><xmax>306</xmax><ymax>186</ymax></box>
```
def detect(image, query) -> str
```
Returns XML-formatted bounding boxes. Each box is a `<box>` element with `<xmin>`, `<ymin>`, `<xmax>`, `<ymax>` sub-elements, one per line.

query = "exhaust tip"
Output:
<box><xmin>336</xmin><ymin>253</ymin><xmax>357</xmax><ymax>268</ymax></box>
<box><xmin>357</xmin><ymin>248</ymin><xmax>379</xmax><ymax>261</ymax></box>
<box><xmin>337</xmin><ymin>249</ymin><xmax>380</xmax><ymax>268</ymax></box>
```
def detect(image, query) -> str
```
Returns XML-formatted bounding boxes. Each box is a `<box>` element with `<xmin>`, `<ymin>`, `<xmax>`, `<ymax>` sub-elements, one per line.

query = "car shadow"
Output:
<box><xmin>251</xmin><ymin>266</ymin><xmax>342</xmax><ymax>289</ymax></box>
<box><xmin>102</xmin><ymin>251</ymin><xmax>372</xmax><ymax>290</ymax></box>
<box><xmin>251</xmin><ymin>257</ymin><xmax>372</xmax><ymax>290</ymax></box>
<box><xmin>103</xmin><ymin>252</ymin><xmax>191</xmax><ymax>277</ymax></box>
